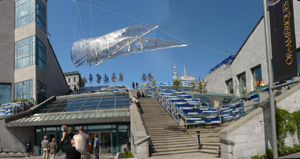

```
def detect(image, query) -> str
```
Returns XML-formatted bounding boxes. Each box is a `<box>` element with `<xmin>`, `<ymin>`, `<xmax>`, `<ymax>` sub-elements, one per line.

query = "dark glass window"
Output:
<box><xmin>237</xmin><ymin>72</ymin><xmax>246</xmax><ymax>92</ymax></box>
<box><xmin>14</xmin><ymin>80</ymin><xmax>33</xmax><ymax>100</ymax></box>
<box><xmin>36</xmin><ymin>0</ymin><xmax>46</xmax><ymax>33</ymax></box>
<box><xmin>36</xmin><ymin>37</ymin><xmax>46</xmax><ymax>71</ymax></box>
<box><xmin>37</xmin><ymin>80</ymin><xmax>47</xmax><ymax>103</ymax></box>
<box><xmin>297</xmin><ymin>48</ymin><xmax>300</xmax><ymax>75</ymax></box>
<box><xmin>15</xmin><ymin>0</ymin><xmax>35</xmax><ymax>29</ymax></box>
<box><xmin>226</xmin><ymin>79</ymin><xmax>233</xmax><ymax>94</ymax></box>
<box><xmin>0</xmin><ymin>84</ymin><xmax>11</xmax><ymax>105</ymax></box>
<box><xmin>251</xmin><ymin>65</ymin><xmax>262</xmax><ymax>89</ymax></box>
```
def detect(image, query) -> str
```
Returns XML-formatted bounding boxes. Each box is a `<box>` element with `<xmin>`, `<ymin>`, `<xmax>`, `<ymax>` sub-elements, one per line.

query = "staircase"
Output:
<box><xmin>138</xmin><ymin>96</ymin><xmax>221</xmax><ymax>157</ymax></box>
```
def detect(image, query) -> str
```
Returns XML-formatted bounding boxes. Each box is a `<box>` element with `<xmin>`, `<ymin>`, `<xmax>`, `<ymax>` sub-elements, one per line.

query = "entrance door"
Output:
<box><xmin>46</xmin><ymin>133</ymin><xmax>56</xmax><ymax>143</ymax></box>
<box><xmin>100</xmin><ymin>131</ymin><xmax>112</xmax><ymax>155</ymax></box>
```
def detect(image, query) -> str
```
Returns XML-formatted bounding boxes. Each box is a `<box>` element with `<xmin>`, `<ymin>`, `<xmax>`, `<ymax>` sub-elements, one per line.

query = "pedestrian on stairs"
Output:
<box><xmin>130</xmin><ymin>98</ymin><xmax>143</xmax><ymax>114</ymax></box>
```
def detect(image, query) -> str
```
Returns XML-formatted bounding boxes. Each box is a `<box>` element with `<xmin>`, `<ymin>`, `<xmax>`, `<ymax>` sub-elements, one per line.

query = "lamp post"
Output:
<box><xmin>196</xmin><ymin>131</ymin><xmax>201</xmax><ymax>150</ymax></box>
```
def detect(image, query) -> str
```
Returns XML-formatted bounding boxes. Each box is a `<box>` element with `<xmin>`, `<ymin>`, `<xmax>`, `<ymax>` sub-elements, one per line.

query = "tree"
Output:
<box><xmin>82</xmin><ymin>77</ymin><xmax>88</xmax><ymax>87</ymax></box>
<box><xmin>173</xmin><ymin>78</ymin><xmax>181</xmax><ymax>90</ymax></box>
<box><xmin>111</xmin><ymin>72</ymin><xmax>117</xmax><ymax>85</ymax></box>
<box><xmin>96</xmin><ymin>74</ymin><xmax>102</xmax><ymax>86</ymax></box>
<box><xmin>151</xmin><ymin>79</ymin><xmax>156</xmax><ymax>87</ymax></box>
<box><xmin>89</xmin><ymin>73</ymin><xmax>93</xmax><ymax>86</ymax></box>
<box><xmin>104</xmin><ymin>73</ymin><xmax>110</xmax><ymax>85</ymax></box>
<box><xmin>147</xmin><ymin>73</ymin><xmax>153</xmax><ymax>83</ymax></box>
<box><xmin>196</xmin><ymin>76</ymin><xmax>209</xmax><ymax>94</ymax></box>
<box><xmin>119</xmin><ymin>73</ymin><xmax>124</xmax><ymax>84</ymax></box>
<box><xmin>142</xmin><ymin>73</ymin><xmax>147</xmax><ymax>83</ymax></box>
<box><xmin>132</xmin><ymin>82</ymin><xmax>135</xmax><ymax>89</ymax></box>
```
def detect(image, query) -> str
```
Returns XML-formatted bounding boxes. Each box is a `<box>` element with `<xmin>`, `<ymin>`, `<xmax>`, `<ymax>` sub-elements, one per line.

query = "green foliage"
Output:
<box><xmin>173</xmin><ymin>79</ymin><xmax>181</xmax><ymax>90</ymax></box>
<box><xmin>251</xmin><ymin>155</ymin><xmax>260</xmax><ymax>159</ymax></box>
<box><xmin>120</xmin><ymin>151</ymin><xmax>133</xmax><ymax>158</ymax></box>
<box><xmin>287</xmin><ymin>146</ymin><xmax>296</xmax><ymax>153</ymax></box>
<box><xmin>151</xmin><ymin>79</ymin><xmax>156</xmax><ymax>87</ymax></box>
<box><xmin>294</xmin><ymin>144</ymin><xmax>300</xmax><ymax>151</ymax></box>
<box><xmin>266</xmin><ymin>149</ymin><xmax>273</xmax><ymax>158</ymax></box>
<box><xmin>251</xmin><ymin>154</ymin><xmax>266</xmax><ymax>159</ymax></box>
<box><xmin>196</xmin><ymin>76</ymin><xmax>208</xmax><ymax>94</ymax></box>
<box><xmin>12</xmin><ymin>98</ymin><xmax>29</xmax><ymax>102</ymax></box>
<box><xmin>276</xmin><ymin>108</ymin><xmax>296</xmax><ymax>153</ymax></box>
<box><xmin>292</xmin><ymin>110</ymin><xmax>300</xmax><ymax>137</ymax></box>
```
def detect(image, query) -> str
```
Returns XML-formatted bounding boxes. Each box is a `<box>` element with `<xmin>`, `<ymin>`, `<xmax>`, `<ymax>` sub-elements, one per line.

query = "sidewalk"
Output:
<box><xmin>279</xmin><ymin>151</ymin><xmax>300</xmax><ymax>158</ymax></box>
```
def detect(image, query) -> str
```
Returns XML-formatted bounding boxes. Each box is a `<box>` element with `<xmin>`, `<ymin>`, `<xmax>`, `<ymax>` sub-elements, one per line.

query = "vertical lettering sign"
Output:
<box><xmin>269</xmin><ymin>0</ymin><xmax>297</xmax><ymax>82</ymax></box>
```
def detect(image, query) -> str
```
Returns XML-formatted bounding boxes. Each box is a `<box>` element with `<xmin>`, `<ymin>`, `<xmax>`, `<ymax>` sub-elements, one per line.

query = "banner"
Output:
<box><xmin>269</xmin><ymin>0</ymin><xmax>297</xmax><ymax>82</ymax></box>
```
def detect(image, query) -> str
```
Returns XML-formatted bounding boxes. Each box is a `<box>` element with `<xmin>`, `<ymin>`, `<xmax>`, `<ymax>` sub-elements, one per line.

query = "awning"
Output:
<box><xmin>5</xmin><ymin>108</ymin><xmax>129</xmax><ymax>127</ymax></box>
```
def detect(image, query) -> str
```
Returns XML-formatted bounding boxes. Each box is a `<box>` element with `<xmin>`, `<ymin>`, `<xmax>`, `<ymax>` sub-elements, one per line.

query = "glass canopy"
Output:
<box><xmin>71</xmin><ymin>24</ymin><xmax>187</xmax><ymax>67</ymax></box>
<box><xmin>38</xmin><ymin>94</ymin><xmax>130</xmax><ymax>113</ymax></box>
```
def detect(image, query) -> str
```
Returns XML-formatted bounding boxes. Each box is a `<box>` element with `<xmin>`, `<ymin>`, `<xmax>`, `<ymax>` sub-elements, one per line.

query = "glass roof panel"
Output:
<box><xmin>53</xmin><ymin>116</ymin><xmax>61</xmax><ymax>120</ymax></box>
<box><xmin>71</xmin><ymin>115</ymin><xmax>78</xmax><ymax>119</ymax></box>
<box><xmin>36</xmin><ymin>94</ymin><xmax>129</xmax><ymax>113</ymax></box>
<box><xmin>89</xmin><ymin>114</ymin><xmax>96</xmax><ymax>118</ymax></box>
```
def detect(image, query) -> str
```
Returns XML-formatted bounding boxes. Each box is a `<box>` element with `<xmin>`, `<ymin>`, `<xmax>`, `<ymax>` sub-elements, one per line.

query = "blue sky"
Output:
<box><xmin>47</xmin><ymin>0</ymin><xmax>263</xmax><ymax>88</ymax></box>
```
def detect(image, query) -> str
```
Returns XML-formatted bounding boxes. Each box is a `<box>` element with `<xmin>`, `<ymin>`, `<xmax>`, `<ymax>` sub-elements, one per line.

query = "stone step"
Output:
<box><xmin>151</xmin><ymin>149</ymin><xmax>217</xmax><ymax>156</ymax></box>
<box><xmin>155</xmin><ymin>145</ymin><xmax>218</xmax><ymax>152</ymax></box>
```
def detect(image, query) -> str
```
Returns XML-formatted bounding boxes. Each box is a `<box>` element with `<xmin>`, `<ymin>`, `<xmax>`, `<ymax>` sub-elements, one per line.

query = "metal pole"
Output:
<box><xmin>262</xmin><ymin>0</ymin><xmax>278</xmax><ymax>158</ymax></box>
<box><xmin>197</xmin><ymin>131</ymin><xmax>201</xmax><ymax>150</ymax></box>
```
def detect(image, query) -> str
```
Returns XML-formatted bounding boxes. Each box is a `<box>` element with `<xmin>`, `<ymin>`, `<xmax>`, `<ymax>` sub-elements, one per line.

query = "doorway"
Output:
<box><xmin>89</xmin><ymin>131</ymin><xmax>112</xmax><ymax>156</ymax></box>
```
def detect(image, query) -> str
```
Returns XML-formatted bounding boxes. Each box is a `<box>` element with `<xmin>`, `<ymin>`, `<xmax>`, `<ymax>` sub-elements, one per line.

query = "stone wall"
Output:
<box><xmin>220</xmin><ymin>83</ymin><xmax>300</xmax><ymax>159</ymax></box>
<box><xmin>0</xmin><ymin>0</ymin><xmax>15</xmax><ymax>100</ymax></box>
<box><xmin>0</xmin><ymin>119</ymin><xmax>35</xmax><ymax>152</ymax></box>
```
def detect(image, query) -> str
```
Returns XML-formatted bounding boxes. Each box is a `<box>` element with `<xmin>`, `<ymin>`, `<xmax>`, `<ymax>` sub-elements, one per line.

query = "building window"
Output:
<box><xmin>237</xmin><ymin>72</ymin><xmax>246</xmax><ymax>93</ymax></box>
<box><xmin>36</xmin><ymin>37</ymin><xmax>46</xmax><ymax>71</ymax></box>
<box><xmin>74</xmin><ymin>78</ymin><xmax>76</xmax><ymax>82</ymax></box>
<box><xmin>14</xmin><ymin>80</ymin><xmax>33</xmax><ymax>100</ymax></box>
<box><xmin>36</xmin><ymin>0</ymin><xmax>46</xmax><ymax>33</ymax></box>
<box><xmin>251</xmin><ymin>65</ymin><xmax>262</xmax><ymax>89</ymax></box>
<box><xmin>37</xmin><ymin>80</ymin><xmax>47</xmax><ymax>103</ymax></box>
<box><xmin>15</xmin><ymin>0</ymin><xmax>35</xmax><ymax>29</ymax></box>
<box><xmin>226</xmin><ymin>79</ymin><xmax>233</xmax><ymax>94</ymax></box>
<box><xmin>68</xmin><ymin>78</ymin><xmax>71</xmax><ymax>83</ymax></box>
<box><xmin>15</xmin><ymin>36</ymin><xmax>35</xmax><ymax>69</ymax></box>
<box><xmin>15</xmin><ymin>36</ymin><xmax>46</xmax><ymax>71</ymax></box>
<box><xmin>0</xmin><ymin>84</ymin><xmax>11</xmax><ymax>105</ymax></box>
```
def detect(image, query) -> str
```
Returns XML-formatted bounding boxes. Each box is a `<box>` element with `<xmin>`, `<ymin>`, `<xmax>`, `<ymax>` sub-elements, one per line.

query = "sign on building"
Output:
<box><xmin>269</xmin><ymin>0</ymin><xmax>297</xmax><ymax>82</ymax></box>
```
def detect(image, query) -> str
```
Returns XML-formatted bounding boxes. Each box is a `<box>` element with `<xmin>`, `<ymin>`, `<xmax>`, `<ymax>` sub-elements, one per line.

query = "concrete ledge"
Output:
<box><xmin>0</xmin><ymin>153</ymin><xmax>27</xmax><ymax>158</ymax></box>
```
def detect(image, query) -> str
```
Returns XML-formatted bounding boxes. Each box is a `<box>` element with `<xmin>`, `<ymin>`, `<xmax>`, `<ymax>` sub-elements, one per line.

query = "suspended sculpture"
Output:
<box><xmin>71</xmin><ymin>24</ymin><xmax>187</xmax><ymax>67</ymax></box>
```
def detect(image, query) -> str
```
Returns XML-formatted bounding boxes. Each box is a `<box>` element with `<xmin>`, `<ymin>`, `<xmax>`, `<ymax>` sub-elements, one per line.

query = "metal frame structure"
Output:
<box><xmin>71</xmin><ymin>24</ymin><xmax>187</xmax><ymax>67</ymax></box>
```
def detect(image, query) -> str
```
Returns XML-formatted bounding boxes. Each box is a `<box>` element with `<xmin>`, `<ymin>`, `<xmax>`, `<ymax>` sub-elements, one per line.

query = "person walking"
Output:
<box><xmin>25</xmin><ymin>139</ymin><xmax>31</xmax><ymax>157</ymax></box>
<box><xmin>49</xmin><ymin>138</ymin><xmax>57</xmax><ymax>159</ymax></box>
<box><xmin>60</xmin><ymin>125</ymin><xmax>84</xmax><ymax>159</ymax></box>
<box><xmin>77</xmin><ymin>126</ymin><xmax>92</xmax><ymax>159</ymax></box>
<box><xmin>94</xmin><ymin>134</ymin><xmax>100</xmax><ymax>159</ymax></box>
<box><xmin>41</xmin><ymin>136</ymin><xmax>49</xmax><ymax>159</ymax></box>
<box><xmin>130</xmin><ymin>98</ymin><xmax>143</xmax><ymax>114</ymax></box>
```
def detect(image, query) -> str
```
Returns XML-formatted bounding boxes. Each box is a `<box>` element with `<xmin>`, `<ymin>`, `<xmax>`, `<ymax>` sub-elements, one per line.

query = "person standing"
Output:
<box><xmin>41</xmin><ymin>136</ymin><xmax>49</xmax><ymax>159</ymax></box>
<box><xmin>25</xmin><ymin>139</ymin><xmax>31</xmax><ymax>157</ymax></box>
<box><xmin>60</xmin><ymin>125</ymin><xmax>84</xmax><ymax>159</ymax></box>
<box><xmin>130</xmin><ymin>98</ymin><xmax>143</xmax><ymax>114</ymax></box>
<box><xmin>49</xmin><ymin>138</ymin><xmax>57</xmax><ymax>159</ymax></box>
<box><xmin>78</xmin><ymin>126</ymin><xmax>92</xmax><ymax>159</ymax></box>
<box><xmin>94</xmin><ymin>134</ymin><xmax>100</xmax><ymax>159</ymax></box>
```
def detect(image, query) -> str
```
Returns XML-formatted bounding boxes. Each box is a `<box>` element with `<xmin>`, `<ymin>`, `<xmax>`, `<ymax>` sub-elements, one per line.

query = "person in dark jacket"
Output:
<box><xmin>59</xmin><ymin>125</ymin><xmax>84</xmax><ymax>159</ymax></box>
<box><xmin>26</xmin><ymin>139</ymin><xmax>31</xmax><ymax>157</ymax></box>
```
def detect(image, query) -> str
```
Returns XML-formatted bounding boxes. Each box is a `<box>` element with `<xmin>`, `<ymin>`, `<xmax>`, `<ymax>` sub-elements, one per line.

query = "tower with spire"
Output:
<box><xmin>173</xmin><ymin>63</ymin><xmax>178</xmax><ymax>80</ymax></box>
